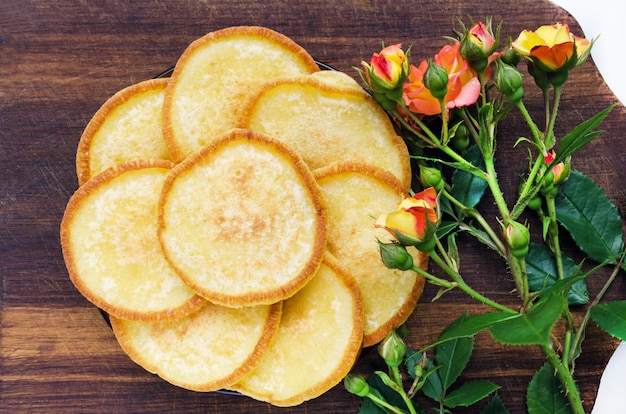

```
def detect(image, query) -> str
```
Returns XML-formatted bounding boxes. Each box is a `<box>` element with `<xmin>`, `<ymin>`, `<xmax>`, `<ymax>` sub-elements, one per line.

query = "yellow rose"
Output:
<box><xmin>511</xmin><ymin>23</ymin><xmax>592</xmax><ymax>72</ymax></box>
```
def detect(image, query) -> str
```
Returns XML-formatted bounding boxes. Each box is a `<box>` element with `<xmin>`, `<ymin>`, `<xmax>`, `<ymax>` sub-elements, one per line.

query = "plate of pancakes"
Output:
<box><xmin>60</xmin><ymin>26</ymin><xmax>427</xmax><ymax>406</ymax></box>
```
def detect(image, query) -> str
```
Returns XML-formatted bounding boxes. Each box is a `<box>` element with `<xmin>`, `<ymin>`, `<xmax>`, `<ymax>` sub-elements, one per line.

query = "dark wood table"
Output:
<box><xmin>2</xmin><ymin>1</ymin><xmax>624</xmax><ymax>412</ymax></box>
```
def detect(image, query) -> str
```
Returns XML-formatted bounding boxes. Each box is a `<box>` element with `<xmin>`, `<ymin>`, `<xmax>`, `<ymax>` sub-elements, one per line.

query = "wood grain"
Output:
<box><xmin>1</xmin><ymin>1</ymin><xmax>624</xmax><ymax>413</ymax></box>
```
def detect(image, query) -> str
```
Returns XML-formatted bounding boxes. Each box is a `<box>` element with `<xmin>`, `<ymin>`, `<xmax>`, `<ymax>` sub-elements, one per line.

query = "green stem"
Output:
<box><xmin>510</xmin><ymin>255</ymin><xmax>531</xmax><ymax>310</ymax></box>
<box><xmin>541</xmin><ymin>344</ymin><xmax>584</xmax><ymax>414</ymax></box>
<box><xmin>429</xmin><ymin>244</ymin><xmax>516</xmax><ymax>314</ymax></box>
<box><xmin>395</xmin><ymin>102</ymin><xmax>441</xmax><ymax>146</ymax></box>
<box><xmin>545</xmin><ymin>195</ymin><xmax>565</xmax><ymax>280</ymax></box>
<box><xmin>545</xmin><ymin>85</ymin><xmax>563</xmax><ymax>149</ymax></box>
<box><xmin>543</xmin><ymin>86</ymin><xmax>551</xmax><ymax>133</ymax></box>
<box><xmin>411</xmin><ymin>263</ymin><xmax>457</xmax><ymax>290</ymax></box>
<box><xmin>516</xmin><ymin>100</ymin><xmax>544</xmax><ymax>148</ymax></box>
<box><xmin>384</xmin><ymin>366</ymin><xmax>418</xmax><ymax>414</ymax></box>
<box><xmin>570</xmin><ymin>254</ymin><xmax>625</xmax><ymax>366</ymax></box>
<box><xmin>492</xmin><ymin>101</ymin><xmax>516</xmax><ymax>125</ymax></box>
<box><xmin>439</xmin><ymin>99</ymin><xmax>449</xmax><ymax>145</ymax></box>
<box><xmin>365</xmin><ymin>393</ymin><xmax>409</xmax><ymax>414</ymax></box>
<box><xmin>393</xmin><ymin>109</ymin><xmax>438</xmax><ymax>147</ymax></box>
<box><xmin>483</xmin><ymin>155</ymin><xmax>510</xmax><ymax>220</ymax></box>
<box><xmin>478</xmin><ymin>70</ymin><xmax>488</xmax><ymax>107</ymax></box>
<box><xmin>562</xmin><ymin>329</ymin><xmax>573</xmax><ymax>374</ymax></box>
<box><xmin>511</xmin><ymin>153</ymin><xmax>544</xmax><ymax>220</ymax></box>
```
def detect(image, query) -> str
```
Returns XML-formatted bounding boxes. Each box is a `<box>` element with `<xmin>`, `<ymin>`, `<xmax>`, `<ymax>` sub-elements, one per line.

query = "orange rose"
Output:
<box><xmin>360</xmin><ymin>43</ymin><xmax>410</xmax><ymax>110</ymax></box>
<box><xmin>403</xmin><ymin>41</ymin><xmax>481</xmax><ymax>116</ymax></box>
<box><xmin>511</xmin><ymin>23</ymin><xmax>592</xmax><ymax>72</ymax></box>
<box><xmin>375</xmin><ymin>187</ymin><xmax>439</xmax><ymax>250</ymax></box>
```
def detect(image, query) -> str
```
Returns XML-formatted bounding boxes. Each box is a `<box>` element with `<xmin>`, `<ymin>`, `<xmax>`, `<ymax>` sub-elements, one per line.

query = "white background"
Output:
<box><xmin>550</xmin><ymin>1</ymin><xmax>625</xmax><ymax>412</ymax></box>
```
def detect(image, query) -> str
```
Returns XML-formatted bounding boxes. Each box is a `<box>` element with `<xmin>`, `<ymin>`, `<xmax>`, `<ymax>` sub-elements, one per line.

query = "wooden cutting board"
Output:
<box><xmin>2</xmin><ymin>1</ymin><xmax>624</xmax><ymax>412</ymax></box>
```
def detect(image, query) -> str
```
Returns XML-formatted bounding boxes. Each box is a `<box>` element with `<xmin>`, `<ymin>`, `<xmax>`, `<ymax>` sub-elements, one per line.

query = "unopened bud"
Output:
<box><xmin>423</xmin><ymin>59</ymin><xmax>448</xmax><ymax>99</ymax></box>
<box><xmin>378</xmin><ymin>329</ymin><xmax>407</xmax><ymax>368</ymax></box>
<box><xmin>419</xmin><ymin>165</ymin><xmax>444</xmax><ymax>192</ymax></box>
<box><xmin>377</xmin><ymin>240</ymin><xmax>414</xmax><ymax>271</ymax></box>
<box><xmin>451</xmin><ymin>123</ymin><xmax>471</xmax><ymax>152</ymax></box>
<box><xmin>344</xmin><ymin>373</ymin><xmax>370</xmax><ymax>397</ymax></box>
<box><xmin>504</xmin><ymin>221</ymin><xmax>530</xmax><ymax>258</ymax></box>
<box><xmin>495</xmin><ymin>61</ymin><xmax>524</xmax><ymax>102</ymax></box>
<box><xmin>501</xmin><ymin>47</ymin><xmax>520</xmax><ymax>67</ymax></box>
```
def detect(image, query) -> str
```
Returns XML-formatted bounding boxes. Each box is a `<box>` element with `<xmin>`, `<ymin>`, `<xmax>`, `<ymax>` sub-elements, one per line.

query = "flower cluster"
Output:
<box><xmin>349</xmin><ymin>18</ymin><xmax>624</xmax><ymax>414</ymax></box>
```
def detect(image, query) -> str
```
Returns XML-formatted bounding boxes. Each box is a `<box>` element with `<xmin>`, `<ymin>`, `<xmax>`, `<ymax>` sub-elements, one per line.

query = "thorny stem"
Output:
<box><xmin>516</xmin><ymin>100</ymin><xmax>544</xmax><ymax>149</ymax></box>
<box><xmin>545</xmin><ymin>85</ymin><xmax>563</xmax><ymax>149</ymax></box>
<box><xmin>512</xmin><ymin>152</ymin><xmax>544</xmax><ymax>220</ymax></box>
<box><xmin>570</xmin><ymin>253</ymin><xmax>626</xmax><ymax>366</ymax></box>
<box><xmin>545</xmin><ymin>195</ymin><xmax>565</xmax><ymax>280</ymax></box>
<box><xmin>411</xmin><ymin>263</ymin><xmax>457</xmax><ymax>290</ymax></box>
<box><xmin>541</xmin><ymin>344</ymin><xmax>585</xmax><ymax>414</ymax></box>
<box><xmin>482</xmin><ymin>155</ymin><xmax>510</xmax><ymax>221</ymax></box>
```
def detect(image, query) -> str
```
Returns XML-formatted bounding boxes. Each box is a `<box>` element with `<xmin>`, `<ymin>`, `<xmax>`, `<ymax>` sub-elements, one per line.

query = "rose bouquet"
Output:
<box><xmin>344</xmin><ymin>19</ymin><xmax>624</xmax><ymax>413</ymax></box>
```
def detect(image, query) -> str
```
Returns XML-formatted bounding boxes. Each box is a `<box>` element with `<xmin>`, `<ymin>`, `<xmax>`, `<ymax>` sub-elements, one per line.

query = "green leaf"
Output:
<box><xmin>446</xmin><ymin>232</ymin><xmax>460</xmax><ymax>272</ymax></box>
<box><xmin>480</xmin><ymin>393</ymin><xmax>510</xmax><ymax>414</ymax></box>
<box><xmin>435</xmin><ymin>315</ymin><xmax>474</xmax><ymax>391</ymax></box>
<box><xmin>412</xmin><ymin>154</ymin><xmax>486</xmax><ymax>179</ymax></box>
<box><xmin>554</xmin><ymin>104</ymin><xmax>616</xmax><ymax>164</ymax></box>
<box><xmin>458</xmin><ymin>222</ymin><xmax>503</xmax><ymax>256</ymax></box>
<box><xmin>526</xmin><ymin>363</ymin><xmax>573</xmax><ymax>414</ymax></box>
<box><xmin>488</xmin><ymin>292</ymin><xmax>566</xmax><ymax>346</ymax></box>
<box><xmin>556</xmin><ymin>170</ymin><xmax>625</xmax><ymax>263</ymax></box>
<box><xmin>450</xmin><ymin>145</ymin><xmax>488</xmax><ymax>209</ymax></box>
<box><xmin>477</xmin><ymin>102</ymin><xmax>496</xmax><ymax>155</ymax></box>
<box><xmin>443</xmin><ymin>380</ymin><xmax>500</xmax><ymax>408</ymax></box>
<box><xmin>436</xmin><ymin>221</ymin><xmax>458</xmax><ymax>240</ymax></box>
<box><xmin>590</xmin><ymin>301</ymin><xmax>626</xmax><ymax>341</ymax></box>
<box><xmin>434</xmin><ymin>312</ymin><xmax>518</xmax><ymax>346</ymax></box>
<box><xmin>526</xmin><ymin>243</ymin><xmax>589</xmax><ymax>305</ymax></box>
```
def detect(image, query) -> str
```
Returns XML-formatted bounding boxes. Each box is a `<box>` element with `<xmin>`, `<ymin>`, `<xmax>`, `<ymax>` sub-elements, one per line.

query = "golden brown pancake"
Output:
<box><xmin>61</xmin><ymin>159</ymin><xmax>203</xmax><ymax>321</ymax></box>
<box><xmin>76</xmin><ymin>78</ymin><xmax>171</xmax><ymax>186</ymax></box>
<box><xmin>230</xmin><ymin>252</ymin><xmax>363</xmax><ymax>406</ymax></box>
<box><xmin>162</xmin><ymin>26</ymin><xmax>319</xmax><ymax>162</ymax></box>
<box><xmin>313</xmin><ymin>162</ymin><xmax>426</xmax><ymax>347</ymax></box>
<box><xmin>240</xmin><ymin>75</ymin><xmax>412</xmax><ymax>189</ymax></box>
<box><xmin>158</xmin><ymin>128</ymin><xmax>327</xmax><ymax>307</ymax></box>
<box><xmin>110</xmin><ymin>300</ymin><xmax>282</xmax><ymax>392</ymax></box>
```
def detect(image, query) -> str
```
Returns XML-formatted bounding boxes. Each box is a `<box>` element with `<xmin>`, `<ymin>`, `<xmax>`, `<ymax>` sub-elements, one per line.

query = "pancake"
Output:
<box><xmin>313</xmin><ymin>162</ymin><xmax>426</xmax><ymax>347</ymax></box>
<box><xmin>162</xmin><ymin>26</ymin><xmax>319</xmax><ymax>162</ymax></box>
<box><xmin>76</xmin><ymin>78</ymin><xmax>171</xmax><ymax>186</ymax></box>
<box><xmin>230</xmin><ymin>252</ymin><xmax>363</xmax><ymax>406</ymax></box>
<box><xmin>110</xmin><ymin>300</ymin><xmax>282</xmax><ymax>392</ymax></box>
<box><xmin>158</xmin><ymin>128</ymin><xmax>327</xmax><ymax>307</ymax></box>
<box><xmin>60</xmin><ymin>159</ymin><xmax>203</xmax><ymax>321</ymax></box>
<box><xmin>240</xmin><ymin>75</ymin><xmax>412</xmax><ymax>189</ymax></box>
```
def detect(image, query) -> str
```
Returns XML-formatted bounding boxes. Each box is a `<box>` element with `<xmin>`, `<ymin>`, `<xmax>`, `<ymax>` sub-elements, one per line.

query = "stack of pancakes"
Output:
<box><xmin>60</xmin><ymin>26</ymin><xmax>426</xmax><ymax>406</ymax></box>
